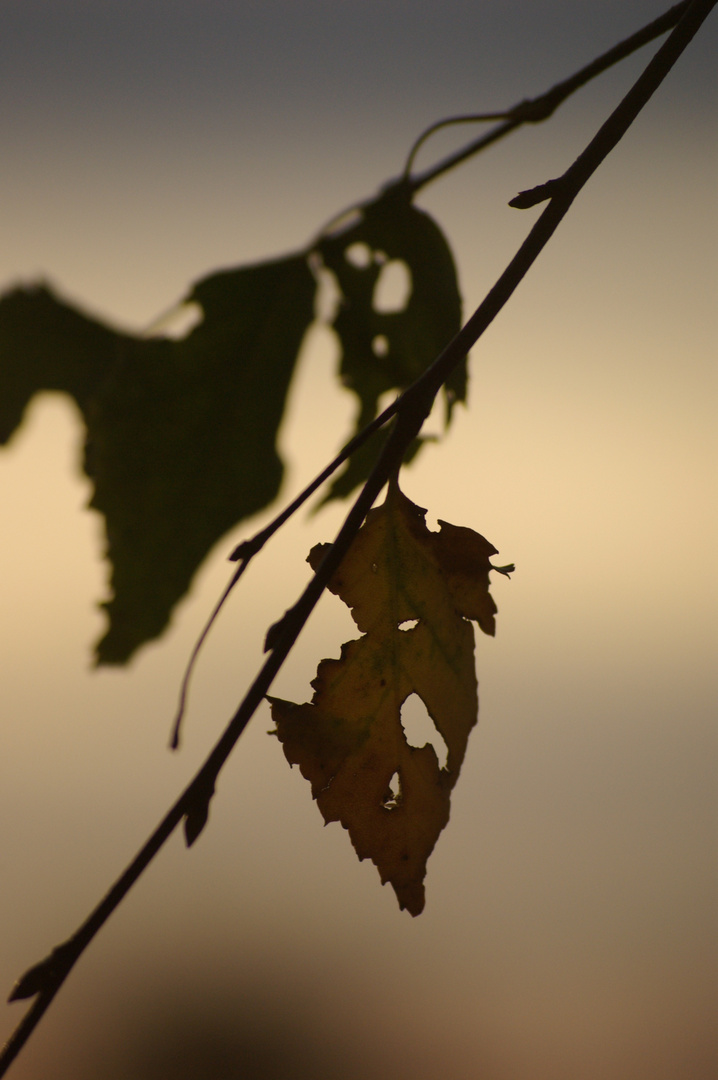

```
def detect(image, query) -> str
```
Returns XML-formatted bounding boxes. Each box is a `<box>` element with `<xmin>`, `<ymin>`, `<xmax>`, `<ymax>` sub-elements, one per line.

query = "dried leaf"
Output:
<box><xmin>269</xmin><ymin>481</ymin><xmax>509</xmax><ymax>914</ymax></box>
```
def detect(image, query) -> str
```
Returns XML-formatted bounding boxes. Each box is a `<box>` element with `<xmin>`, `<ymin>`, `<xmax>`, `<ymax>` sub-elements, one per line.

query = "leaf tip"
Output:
<box><xmin>395</xmin><ymin>883</ymin><xmax>425</xmax><ymax>917</ymax></box>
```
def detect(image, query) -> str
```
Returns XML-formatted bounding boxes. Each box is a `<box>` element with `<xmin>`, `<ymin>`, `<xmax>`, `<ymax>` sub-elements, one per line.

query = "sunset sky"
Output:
<box><xmin>1</xmin><ymin>3</ymin><xmax>716</xmax><ymax>1078</ymax></box>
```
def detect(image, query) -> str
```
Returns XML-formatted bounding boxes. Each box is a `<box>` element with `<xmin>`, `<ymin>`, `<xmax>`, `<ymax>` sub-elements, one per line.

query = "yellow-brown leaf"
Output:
<box><xmin>269</xmin><ymin>480</ymin><xmax>508</xmax><ymax>915</ymax></box>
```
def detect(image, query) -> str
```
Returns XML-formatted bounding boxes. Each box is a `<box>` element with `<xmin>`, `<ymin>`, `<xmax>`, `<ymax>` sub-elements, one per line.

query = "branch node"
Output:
<box><xmin>183</xmin><ymin>777</ymin><xmax>217</xmax><ymax>847</ymax></box>
<box><xmin>264</xmin><ymin>605</ymin><xmax>296</xmax><ymax>653</ymax></box>
<box><xmin>8</xmin><ymin>942</ymin><xmax>75</xmax><ymax>1003</ymax></box>
<box><xmin>510</xmin><ymin>93</ymin><xmax>562</xmax><ymax>123</ymax></box>
<box><xmin>509</xmin><ymin>178</ymin><xmax>564</xmax><ymax>209</ymax></box>
<box><xmin>230</xmin><ymin>538</ymin><xmax>256</xmax><ymax>562</ymax></box>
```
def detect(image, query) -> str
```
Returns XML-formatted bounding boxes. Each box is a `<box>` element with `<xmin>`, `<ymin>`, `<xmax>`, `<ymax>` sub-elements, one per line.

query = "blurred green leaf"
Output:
<box><xmin>0</xmin><ymin>191</ymin><xmax>464</xmax><ymax>663</ymax></box>
<box><xmin>0</xmin><ymin>255</ymin><xmax>316</xmax><ymax>663</ymax></box>
<box><xmin>317</xmin><ymin>187</ymin><xmax>464</xmax><ymax>501</ymax></box>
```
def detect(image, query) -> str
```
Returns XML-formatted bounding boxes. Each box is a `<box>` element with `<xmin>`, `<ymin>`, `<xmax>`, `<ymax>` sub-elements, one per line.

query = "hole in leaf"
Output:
<box><xmin>372</xmin><ymin>335</ymin><xmax>389</xmax><ymax>357</ymax></box>
<box><xmin>376</xmin><ymin>389</ymin><xmax>398</xmax><ymax>414</ymax></box>
<box><xmin>373</xmin><ymin>259</ymin><xmax>412</xmax><ymax>313</ymax></box>
<box><xmin>147</xmin><ymin>301</ymin><xmax>203</xmax><ymax>340</ymax></box>
<box><xmin>324</xmin><ymin>207</ymin><xmax>363</xmax><ymax>239</ymax></box>
<box><xmin>398</xmin><ymin>618</ymin><xmax>419</xmax><ymax>631</ymax></box>
<box><xmin>344</xmin><ymin>242</ymin><xmax>372</xmax><ymax>269</ymax></box>
<box><xmin>400</xmin><ymin>693</ymin><xmax>448</xmax><ymax>770</ymax></box>
<box><xmin>382</xmin><ymin>771</ymin><xmax>402</xmax><ymax>810</ymax></box>
<box><xmin>313</xmin><ymin>264</ymin><xmax>342</xmax><ymax>322</ymax></box>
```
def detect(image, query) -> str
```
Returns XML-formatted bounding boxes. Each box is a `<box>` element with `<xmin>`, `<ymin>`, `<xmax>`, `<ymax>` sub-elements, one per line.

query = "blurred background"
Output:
<box><xmin>1</xmin><ymin>2</ymin><xmax>716</xmax><ymax>1077</ymax></box>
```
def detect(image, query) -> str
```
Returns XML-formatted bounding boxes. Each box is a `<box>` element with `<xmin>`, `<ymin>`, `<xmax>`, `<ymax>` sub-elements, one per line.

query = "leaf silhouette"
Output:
<box><xmin>0</xmin><ymin>192</ymin><xmax>460</xmax><ymax>663</ymax></box>
<box><xmin>0</xmin><ymin>255</ymin><xmax>316</xmax><ymax>663</ymax></box>
<box><xmin>269</xmin><ymin>481</ymin><xmax>510</xmax><ymax>915</ymax></box>
<box><xmin>317</xmin><ymin>187</ymin><xmax>464</xmax><ymax>502</ymax></box>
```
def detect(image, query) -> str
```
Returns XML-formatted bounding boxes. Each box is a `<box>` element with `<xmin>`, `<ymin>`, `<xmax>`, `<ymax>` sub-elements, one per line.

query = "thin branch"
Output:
<box><xmin>168</xmin><ymin>560</ymin><xmax>246</xmax><ymax>749</ymax></box>
<box><xmin>2</xmin><ymin>0</ymin><xmax>714</xmax><ymax>1073</ymax></box>
<box><xmin>402</xmin><ymin>111</ymin><xmax>516</xmax><ymax>181</ymax></box>
<box><xmin>171</xmin><ymin>0</ymin><xmax>698</xmax><ymax>742</ymax></box>
<box><xmin>169</xmin><ymin>393</ymin><xmax>403</xmax><ymax>746</ymax></box>
<box><xmin>313</xmin><ymin>3</ymin><xmax>692</xmax><ymax>246</ymax></box>
<box><xmin>404</xmin><ymin>0</ymin><xmax>692</xmax><ymax>192</ymax></box>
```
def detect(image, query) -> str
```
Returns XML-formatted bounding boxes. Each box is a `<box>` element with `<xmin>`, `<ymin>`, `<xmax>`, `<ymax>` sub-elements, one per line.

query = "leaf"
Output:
<box><xmin>269</xmin><ymin>481</ymin><xmax>510</xmax><ymax>915</ymax></box>
<box><xmin>0</xmin><ymin>255</ymin><xmax>317</xmax><ymax>663</ymax></box>
<box><xmin>317</xmin><ymin>187</ymin><xmax>464</xmax><ymax>502</ymax></box>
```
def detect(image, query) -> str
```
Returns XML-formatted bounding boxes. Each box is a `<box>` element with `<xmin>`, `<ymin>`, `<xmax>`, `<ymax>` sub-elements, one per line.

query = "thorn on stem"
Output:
<box><xmin>183</xmin><ymin>779</ymin><xmax>216</xmax><ymax>847</ymax></box>
<box><xmin>9</xmin><ymin>943</ymin><xmax>75</xmax><ymax>1002</ymax></box>
<box><xmin>509</xmin><ymin>178</ymin><xmax>563</xmax><ymax>209</ymax></box>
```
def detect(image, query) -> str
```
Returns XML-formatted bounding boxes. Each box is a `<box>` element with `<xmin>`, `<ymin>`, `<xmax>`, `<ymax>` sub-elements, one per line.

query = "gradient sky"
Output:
<box><xmin>1</xmin><ymin>3</ymin><xmax>716</xmax><ymax>1078</ymax></box>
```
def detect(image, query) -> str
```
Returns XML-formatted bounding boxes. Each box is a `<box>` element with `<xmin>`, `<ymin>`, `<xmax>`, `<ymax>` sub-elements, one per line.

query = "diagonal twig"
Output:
<box><xmin>170</xmin><ymin>0</ymin><xmax>698</xmax><ymax>740</ymax></box>
<box><xmin>2</xmin><ymin>0</ymin><xmax>714</xmax><ymax>1073</ymax></box>
<box><xmin>404</xmin><ymin>0</ymin><xmax>693</xmax><ymax>191</ymax></box>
